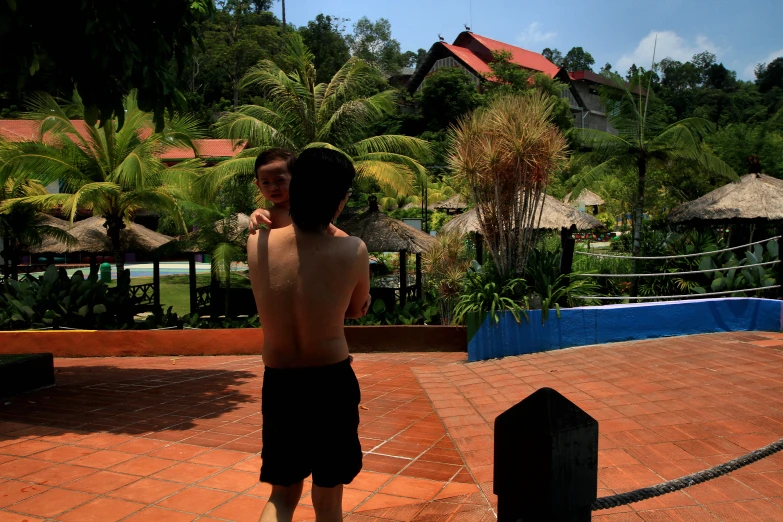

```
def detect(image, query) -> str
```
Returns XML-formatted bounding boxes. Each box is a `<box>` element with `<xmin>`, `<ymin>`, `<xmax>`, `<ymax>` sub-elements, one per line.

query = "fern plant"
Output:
<box><xmin>453</xmin><ymin>261</ymin><xmax>528</xmax><ymax>325</ymax></box>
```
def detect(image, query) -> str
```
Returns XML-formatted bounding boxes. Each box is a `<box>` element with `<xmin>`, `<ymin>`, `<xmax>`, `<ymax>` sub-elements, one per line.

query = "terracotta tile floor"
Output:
<box><xmin>0</xmin><ymin>332</ymin><xmax>782</xmax><ymax>520</ymax></box>
<box><xmin>414</xmin><ymin>331</ymin><xmax>783</xmax><ymax>521</ymax></box>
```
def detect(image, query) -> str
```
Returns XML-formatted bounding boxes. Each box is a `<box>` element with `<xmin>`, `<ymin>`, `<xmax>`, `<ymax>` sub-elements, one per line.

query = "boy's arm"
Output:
<box><xmin>248</xmin><ymin>208</ymin><xmax>273</xmax><ymax>234</ymax></box>
<box><xmin>345</xmin><ymin>240</ymin><xmax>371</xmax><ymax>319</ymax></box>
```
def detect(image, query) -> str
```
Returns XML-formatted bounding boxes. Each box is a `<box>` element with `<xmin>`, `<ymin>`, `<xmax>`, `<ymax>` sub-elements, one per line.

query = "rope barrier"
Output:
<box><xmin>592</xmin><ymin>436</ymin><xmax>783</xmax><ymax>510</ymax></box>
<box><xmin>575</xmin><ymin>236</ymin><xmax>781</xmax><ymax>260</ymax></box>
<box><xmin>574</xmin><ymin>285</ymin><xmax>780</xmax><ymax>301</ymax></box>
<box><xmin>575</xmin><ymin>260</ymin><xmax>780</xmax><ymax>278</ymax></box>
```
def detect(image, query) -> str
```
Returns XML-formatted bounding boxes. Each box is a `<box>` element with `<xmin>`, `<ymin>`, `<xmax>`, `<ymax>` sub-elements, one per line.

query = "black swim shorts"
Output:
<box><xmin>260</xmin><ymin>357</ymin><xmax>362</xmax><ymax>488</ymax></box>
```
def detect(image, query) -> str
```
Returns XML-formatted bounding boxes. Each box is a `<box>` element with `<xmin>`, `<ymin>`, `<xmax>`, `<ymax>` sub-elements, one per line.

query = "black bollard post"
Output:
<box><xmin>494</xmin><ymin>387</ymin><xmax>598</xmax><ymax>522</ymax></box>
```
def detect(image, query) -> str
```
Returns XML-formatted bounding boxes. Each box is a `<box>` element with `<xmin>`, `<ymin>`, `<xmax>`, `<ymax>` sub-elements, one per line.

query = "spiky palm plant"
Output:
<box><xmin>196</xmin><ymin>34</ymin><xmax>431</xmax><ymax>202</ymax></box>
<box><xmin>0</xmin><ymin>91</ymin><xmax>203</xmax><ymax>273</ymax></box>
<box><xmin>0</xmin><ymin>178</ymin><xmax>76</xmax><ymax>283</ymax></box>
<box><xmin>449</xmin><ymin>92</ymin><xmax>569</xmax><ymax>280</ymax></box>
<box><xmin>570</xmin><ymin>72</ymin><xmax>736</xmax><ymax>296</ymax></box>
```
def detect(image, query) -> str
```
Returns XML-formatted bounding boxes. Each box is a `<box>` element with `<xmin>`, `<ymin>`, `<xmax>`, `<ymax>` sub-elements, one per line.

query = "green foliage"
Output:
<box><xmin>0</xmin><ymin>0</ymin><xmax>216</xmax><ymax>131</ymax></box>
<box><xmin>0</xmin><ymin>91</ymin><xmax>203</xmax><ymax>272</ymax></box>
<box><xmin>483</xmin><ymin>51</ymin><xmax>573</xmax><ymax>132</ymax></box>
<box><xmin>298</xmin><ymin>14</ymin><xmax>351</xmax><ymax>83</ymax></box>
<box><xmin>541</xmin><ymin>48</ymin><xmax>563</xmax><ymax>66</ymax></box>
<box><xmin>0</xmin><ymin>266</ymin><xmax>135</xmax><ymax>330</ymax></box>
<box><xmin>561</xmin><ymin>47</ymin><xmax>595</xmax><ymax>72</ymax></box>
<box><xmin>206</xmin><ymin>34</ymin><xmax>431</xmax><ymax>199</ymax></box>
<box><xmin>198</xmin><ymin>7</ymin><xmax>282</xmax><ymax>109</ymax></box>
<box><xmin>596</xmin><ymin>212</ymin><xmax>616</xmax><ymax>231</ymax></box>
<box><xmin>454</xmin><ymin>261</ymin><xmax>528</xmax><ymax>325</ymax></box>
<box><xmin>708</xmin><ymin>123</ymin><xmax>783</xmax><ymax>177</ymax></box>
<box><xmin>182</xmin><ymin>313</ymin><xmax>260</xmax><ymax>329</ymax></box>
<box><xmin>524</xmin><ymin>246</ymin><xmax>600</xmax><ymax>323</ymax></box>
<box><xmin>694</xmin><ymin>240</ymin><xmax>779</xmax><ymax>296</ymax></box>
<box><xmin>346</xmin><ymin>295</ymin><xmax>440</xmax><ymax>325</ymax></box>
<box><xmin>418</xmin><ymin>68</ymin><xmax>484</xmax><ymax>130</ymax></box>
<box><xmin>346</xmin><ymin>17</ymin><xmax>408</xmax><ymax>74</ymax></box>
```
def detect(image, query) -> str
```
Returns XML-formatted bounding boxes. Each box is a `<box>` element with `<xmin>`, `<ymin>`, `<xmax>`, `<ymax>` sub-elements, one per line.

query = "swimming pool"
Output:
<box><xmin>47</xmin><ymin>262</ymin><xmax>248</xmax><ymax>279</ymax></box>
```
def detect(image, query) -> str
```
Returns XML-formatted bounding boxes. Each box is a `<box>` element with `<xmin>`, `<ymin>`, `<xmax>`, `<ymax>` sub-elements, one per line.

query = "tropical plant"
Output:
<box><xmin>177</xmin><ymin>203</ymin><xmax>249</xmax><ymax>317</ymax></box>
<box><xmin>695</xmin><ymin>239</ymin><xmax>778</xmax><ymax>297</ymax></box>
<box><xmin>0</xmin><ymin>177</ymin><xmax>76</xmax><ymax>282</ymax></box>
<box><xmin>525</xmin><ymin>246</ymin><xmax>600</xmax><ymax>322</ymax></box>
<box><xmin>198</xmin><ymin>34</ymin><xmax>431</xmax><ymax>202</ymax></box>
<box><xmin>570</xmin><ymin>71</ymin><xmax>737</xmax><ymax>295</ymax></box>
<box><xmin>0</xmin><ymin>265</ymin><xmax>135</xmax><ymax>330</ymax></box>
<box><xmin>453</xmin><ymin>261</ymin><xmax>528</xmax><ymax>325</ymax></box>
<box><xmin>346</xmin><ymin>297</ymin><xmax>439</xmax><ymax>326</ymax></box>
<box><xmin>448</xmin><ymin>92</ymin><xmax>569</xmax><ymax>280</ymax></box>
<box><xmin>422</xmin><ymin>231</ymin><xmax>471</xmax><ymax>325</ymax></box>
<box><xmin>0</xmin><ymin>90</ymin><xmax>204</xmax><ymax>273</ymax></box>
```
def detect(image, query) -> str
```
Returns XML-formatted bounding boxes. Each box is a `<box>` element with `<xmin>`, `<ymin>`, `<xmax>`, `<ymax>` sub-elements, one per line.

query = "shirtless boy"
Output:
<box><xmin>249</xmin><ymin>148</ymin><xmax>347</xmax><ymax>237</ymax></box>
<box><xmin>247</xmin><ymin>148</ymin><xmax>370</xmax><ymax>522</ymax></box>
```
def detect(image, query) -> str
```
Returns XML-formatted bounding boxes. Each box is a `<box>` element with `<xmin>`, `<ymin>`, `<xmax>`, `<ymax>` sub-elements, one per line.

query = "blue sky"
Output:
<box><xmin>272</xmin><ymin>0</ymin><xmax>783</xmax><ymax>80</ymax></box>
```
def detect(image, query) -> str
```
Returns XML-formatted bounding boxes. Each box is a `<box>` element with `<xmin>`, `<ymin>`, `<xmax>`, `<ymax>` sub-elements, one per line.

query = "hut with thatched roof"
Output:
<box><xmin>340</xmin><ymin>196</ymin><xmax>436</xmax><ymax>305</ymax></box>
<box><xmin>669</xmin><ymin>173</ymin><xmax>783</xmax><ymax>224</ymax></box>
<box><xmin>429</xmin><ymin>195</ymin><xmax>468</xmax><ymax>215</ymax></box>
<box><xmin>30</xmin><ymin>216</ymin><xmax>175</xmax><ymax>310</ymax></box>
<box><xmin>31</xmin><ymin>216</ymin><xmax>174</xmax><ymax>256</ymax></box>
<box><xmin>442</xmin><ymin>197</ymin><xmax>603</xmax><ymax>236</ymax></box>
<box><xmin>441</xmin><ymin>196</ymin><xmax>603</xmax><ymax>270</ymax></box>
<box><xmin>668</xmin><ymin>172</ymin><xmax>783</xmax><ymax>297</ymax></box>
<box><xmin>564</xmin><ymin>189</ymin><xmax>605</xmax><ymax>214</ymax></box>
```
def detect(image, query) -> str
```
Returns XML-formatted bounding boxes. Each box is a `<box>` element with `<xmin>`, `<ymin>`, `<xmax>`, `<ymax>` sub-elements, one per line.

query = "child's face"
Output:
<box><xmin>255</xmin><ymin>159</ymin><xmax>291</xmax><ymax>205</ymax></box>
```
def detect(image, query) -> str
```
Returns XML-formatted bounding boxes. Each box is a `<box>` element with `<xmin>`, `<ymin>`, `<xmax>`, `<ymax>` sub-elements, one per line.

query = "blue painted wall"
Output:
<box><xmin>468</xmin><ymin>298</ymin><xmax>782</xmax><ymax>362</ymax></box>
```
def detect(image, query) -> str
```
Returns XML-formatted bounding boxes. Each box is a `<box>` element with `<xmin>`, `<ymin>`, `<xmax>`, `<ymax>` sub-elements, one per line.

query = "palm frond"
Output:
<box><xmin>213</xmin><ymin>106</ymin><xmax>296</xmax><ymax>149</ymax></box>
<box><xmin>354</xmin><ymin>159</ymin><xmax>415</xmax><ymax>195</ymax></box>
<box><xmin>349</xmin><ymin>135</ymin><xmax>432</xmax><ymax>162</ymax></box>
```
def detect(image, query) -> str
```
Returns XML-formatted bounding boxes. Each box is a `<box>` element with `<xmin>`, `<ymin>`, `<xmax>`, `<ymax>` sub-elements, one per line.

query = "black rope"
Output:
<box><xmin>591</xmin><ymin>437</ymin><xmax>783</xmax><ymax>511</ymax></box>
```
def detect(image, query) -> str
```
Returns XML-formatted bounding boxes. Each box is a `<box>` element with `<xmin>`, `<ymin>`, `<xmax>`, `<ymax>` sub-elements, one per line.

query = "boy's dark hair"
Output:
<box><xmin>289</xmin><ymin>148</ymin><xmax>355</xmax><ymax>232</ymax></box>
<box><xmin>254</xmin><ymin>148</ymin><xmax>295</xmax><ymax>179</ymax></box>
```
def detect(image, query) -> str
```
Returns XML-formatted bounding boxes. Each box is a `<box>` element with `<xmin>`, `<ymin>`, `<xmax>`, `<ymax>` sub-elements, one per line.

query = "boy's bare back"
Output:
<box><xmin>248</xmin><ymin>225</ymin><xmax>369</xmax><ymax>369</ymax></box>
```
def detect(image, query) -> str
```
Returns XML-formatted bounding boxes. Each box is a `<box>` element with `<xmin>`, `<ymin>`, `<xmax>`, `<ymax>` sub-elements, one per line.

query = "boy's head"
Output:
<box><xmin>254</xmin><ymin>148</ymin><xmax>295</xmax><ymax>205</ymax></box>
<box><xmin>289</xmin><ymin>148</ymin><xmax>355</xmax><ymax>232</ymax></box>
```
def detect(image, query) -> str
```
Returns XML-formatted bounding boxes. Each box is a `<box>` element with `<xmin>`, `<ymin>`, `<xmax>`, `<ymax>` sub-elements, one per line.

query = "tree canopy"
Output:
<box><xmin>0</xmin><ymin>0</ymin><xmax>215</xmax><ymax>130</ymax></box>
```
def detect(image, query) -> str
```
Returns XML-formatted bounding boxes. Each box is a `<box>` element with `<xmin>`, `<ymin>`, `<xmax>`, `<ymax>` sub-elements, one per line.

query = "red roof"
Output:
<box><xmin>0</xmin><ymin>120</ymin><xmax>245</xmax><ymax>160</ymax></box>
<box><xmin>467</xmin><ymin>33</ymin><xmax>561</xmax><ymax>78</ymax></box>
<box><xmin>442</xmin><ymin>43</ymin><xmax>492</xmax><ymax>75</ymax></box>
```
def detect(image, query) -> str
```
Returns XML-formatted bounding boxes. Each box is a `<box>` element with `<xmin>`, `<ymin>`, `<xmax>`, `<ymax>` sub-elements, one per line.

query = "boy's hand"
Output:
<box><xmin>360</xmin><ymin>294</ymin><xmax>371</xmax><ymax>316</ymax></box>
<box><xmin>248</xmin><ymin>209</ymin><xmax>272</xmax><ymax>234</ymax></box>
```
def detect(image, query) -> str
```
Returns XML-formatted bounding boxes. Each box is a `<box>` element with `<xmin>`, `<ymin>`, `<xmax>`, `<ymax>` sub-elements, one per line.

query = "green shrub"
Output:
<box><xmin>453</xmin><ymin>261</ymin><xmax>528</xmax><ymax>325</ymax></box>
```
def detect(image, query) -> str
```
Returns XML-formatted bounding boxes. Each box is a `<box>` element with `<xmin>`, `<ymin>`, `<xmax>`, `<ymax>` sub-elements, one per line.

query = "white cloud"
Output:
<box><xmin>743</xmin><ymin>48</ymin><xmax>783</xmax><ymax>80</ymax></box>
<box><xmin>516</xmin><ymin>22</ymin><xmax>556</xmax><ymax>46</ymax></box>
<box><xmin>616</xmin><ymin>31</ymin><xmax>719</xmax><ymax>73</ymax></box>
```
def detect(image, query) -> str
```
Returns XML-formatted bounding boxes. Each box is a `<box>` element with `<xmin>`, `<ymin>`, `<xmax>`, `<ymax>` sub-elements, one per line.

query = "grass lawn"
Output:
<box><xmin>118</xmin><ymin>272</ymin><xmax>251</xmax><ymax>316</ymax></box>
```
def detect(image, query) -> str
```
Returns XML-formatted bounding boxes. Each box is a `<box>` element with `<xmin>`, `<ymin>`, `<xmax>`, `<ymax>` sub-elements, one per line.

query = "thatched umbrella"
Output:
<box><xmin>564</xmin><ymin>189</ymin><xmax>605</xmax><ymax>214</ymax></box>
<box><xmin>441</xmin><ymin>198</ymin><xmax>603</xmax><ymax>234</ymax></box>
<box><xmin>669</xmin><ymin>172</ymin><xmax>783</xmax><ymax>298</ymax></box>
<box><xmin>32</xmin><ymin>216</ymin><xmax>175</xmax><ymax>309</ymax></box>
<box><xmin>441</xmin><ymin>197</ymin><xmax>603</xmax><ymax>270</ymax></box>
<box><xmin>669</xmin><ymin>173</ymin><xmax>783</xmax><ymax>224</ymax></box>
<box><xmin>429</xmin><ymin>194</ymin><xmax>468</xmax><ymax>214</ymax></box>
<box><xmin>32</xmin><ymin>216</ymin><xmax>174</xmax><ymax>254</ymax></box>
<box><xmin>340</xmin><ymin>196</ymin><xmax>436</xmax><ymax>305</ymax></box>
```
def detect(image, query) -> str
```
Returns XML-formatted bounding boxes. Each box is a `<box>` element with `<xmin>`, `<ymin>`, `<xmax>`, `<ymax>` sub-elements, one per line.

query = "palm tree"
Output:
<box><xmin>0</xmin><ymin>177</ymin><xmax>75</xmax><ymax>283</ymax></box>
<box><xmin>0</xmin><ymin>91</ymin><xmax>203</xmax><ymax>273</ymax></box>
<box><xmin>196</xmin><ymin>34</ymin><xmax>431</xmax><ymax>201</ymax></box>
<box><xmin>449</xmin><ymin>92</ymin><xmax>569</xmax><ymax>280</ymax></box>
<box><xmin>571</xmin><ymin>72</ymin><xmax>737</xmax><ymax>296</ymax></box>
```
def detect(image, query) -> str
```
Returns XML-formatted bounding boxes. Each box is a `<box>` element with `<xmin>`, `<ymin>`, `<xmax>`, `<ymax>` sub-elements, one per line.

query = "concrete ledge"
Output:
<box><xmin>0</xmin><ymin>354</ymin><xmax>55</xmax><ymax>398</ymax></box>
<box><xmin>468</xmin><ymin>298</ymin><xmax>782</xmax><ymax>362</ymax></box>
<box><xmin>0</xmin><ymin>326</ymin><xmax>466</xmax><ymax>357</ymax></box>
